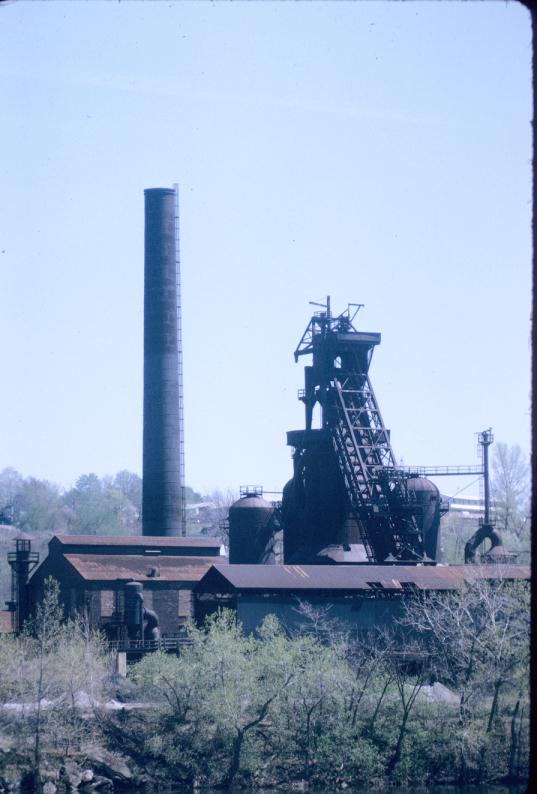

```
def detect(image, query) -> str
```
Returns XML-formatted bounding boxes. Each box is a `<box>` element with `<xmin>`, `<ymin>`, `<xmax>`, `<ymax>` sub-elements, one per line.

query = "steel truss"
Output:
<box><xmin>329</xmin><ymin>371</ymin><xmax>422</xmax><ymax>562</ymax></box>
<box><xmin>292</xmin><ymin>298</ymin><xmax>424</xmax><ymax>563</ymax></box>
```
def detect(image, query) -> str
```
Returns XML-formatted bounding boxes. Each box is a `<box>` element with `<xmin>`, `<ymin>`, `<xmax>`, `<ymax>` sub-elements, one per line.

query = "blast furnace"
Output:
<box><xmin>281</xmin><ymin>299</ymin><xmax>442</xmax><ymax>564</ymax></box>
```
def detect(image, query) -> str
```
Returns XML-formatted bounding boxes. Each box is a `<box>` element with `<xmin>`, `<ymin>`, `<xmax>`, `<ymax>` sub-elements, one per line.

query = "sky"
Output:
<box><xmin>0</xmin><ymin>0</ymin><xmax>532</xmax><ymax>500</ymax></box>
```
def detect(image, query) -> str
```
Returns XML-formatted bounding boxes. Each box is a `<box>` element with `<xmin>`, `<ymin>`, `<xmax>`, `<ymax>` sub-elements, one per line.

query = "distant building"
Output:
<box><xmin>446</xmin><ymin>495</ymin><xmax>485</xmax><ymax>517</ymax></box>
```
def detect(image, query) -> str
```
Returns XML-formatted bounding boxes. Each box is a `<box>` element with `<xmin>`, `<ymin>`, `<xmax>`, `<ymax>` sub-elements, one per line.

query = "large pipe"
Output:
<box><xmin>464</xmin><ymin>524</ymin><xmax>504</xmax><ymax>564</ymax></box>
<box><xmin>142</xmin><ymin>187</ymin><xmax>185</xmax><ymax>536</ymax></box>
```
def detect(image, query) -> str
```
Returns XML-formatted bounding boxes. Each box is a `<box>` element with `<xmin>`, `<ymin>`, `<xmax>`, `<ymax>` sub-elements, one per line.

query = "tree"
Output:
<box><xmin>12</xmin><ymin>478</ymin><xmax>67</xmax><ymax>534</ymax></box>
<box><xmin>50</xmin><ymin>614</ymin><xmax>111</xmax><ymax>756</ymax></box>
<box><xmin>491</xmin><ymin>443</ymin><xmax>530</xmax><ymax>539</ymax></box>
<box><xmin>131</xmin><ymin>612</ymin><xmax>296</xmax><ymax>787</ymax></box>
<box><xmin>0</xmin><ymin>632</ymin><xmax>25</xmax><ymax>706</ymax></box>
<box><xmin>0</xmin><ymin>467</ymin><xmax>23</xmax><ymax>523</ymax></box>
<box><xmin>22</xmin><ymin>577</ymin><xmax>64</xmax><ymax>791</ymax></box>
<box><xmin>400</xmin><ymin>576</ymin><xmax>530</xmax><ymax>782</ymax></box>
<box><xmin>184</xmin><ymin>485</ymin><xmax>203</xmax><ymax>504</ymax></box>
<box><xmin>269</xmin><ymin>627</ymin><xmax>365</xmax><ymax>786</ymax></box>
<box><xmin>439</xmin><ymin>511</ymin><xmax>473</xmax><ymax>564</ymax></box>
<box><xmin>199</xmin><ymin>488</ymin><xmax>238</xmax><ymax>541</ymax></box>
<box><xmin>384</xmin><ymin>644</ymin><xmax>426</xmax><ymax>776</ymax></box>
<box><xmin>113</xmin><ymin>470</ymin><xmax>142</xmax><ymax>529</ymax></box>
<box><xmin>0</xmin><ymin>468</ymin><xmax>68</xmax><ymax>534</ymax></box>
<box><xmin>2</xmin><ymin>579</ymin><xmax>113</xmax><ymax>786</ymax></box>
<box><xmin>63</xmin><ymin>474</ymin><xmax>125</xmax><ymax>535</ymax></box>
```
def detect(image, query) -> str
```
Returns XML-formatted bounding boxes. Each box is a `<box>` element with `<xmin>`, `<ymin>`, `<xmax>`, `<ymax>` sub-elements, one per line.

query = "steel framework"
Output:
<box><xmin>292</xmin><ymin>299</ymin><xmax>424</xmax><ymax>562</ymax></box>
<box><xmin>7</xmin><ymin>538</ymin><xmax>39</xmax><ymax>632</ymax></box>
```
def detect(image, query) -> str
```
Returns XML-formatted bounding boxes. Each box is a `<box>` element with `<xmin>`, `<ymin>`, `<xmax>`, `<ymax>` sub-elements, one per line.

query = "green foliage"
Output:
<box><xmin>13</xmin><ymin>478</ymin><xmax>66</xmax><ymax>535</ymax></box>
<box><xmin>492</xmin><ymin>443</ymin><xmax>530</xmax><ymax>538</ymax></box>
<box><xmin>0</xmin><ymin>633</ymin><xmax>25</xmax><ymax>705</ymax></box>
<box><xmin>0</xmin><ymin>586</ymin><xmax>529</xmax><ymax>788</ymax></box>
<box><xmin>113</xmin><ymin>470</ymin><xmax>142</xmax><ymax>515</ymax></box>
<box><xmin>185</xmin><ymin>485</ymin><xmax>203</xmax><ymax>504</ymax></box>
<box><xmin>131</xmin><ymin>612</ymin><xmax>297</xmax><ymax>786</ymax></box>
<box><xmin>130</xmin><ymin>589</ymin><xmax>529</xmax><ymax>786</ymax></box>
<box><xmin>0</xmin><ymin>577</ymin><xmax>112</xmax><ymax>778</ymax></box>
<box><xmin>0</xmin><ymin>467</ymin><xmax>211</xmax><ymax>542</ymax></box>
<box><xmin>0</xmin><ymin>467</ymin><xmax>23</xmax><ymax>523</ymax></box>
<box><xmin>400</xmin><ymin>578</ymin><xmax>530</xmax><ymax>782</ymax></box>
<box><xmin>63</xmin><ymin>474</ymin><xmax>125</xmax><ymax>536</ymax></box>
<box><xmin>439</xmin><ymin>441</ymin><xmax>530</xmax><ymax>565</ymax></box>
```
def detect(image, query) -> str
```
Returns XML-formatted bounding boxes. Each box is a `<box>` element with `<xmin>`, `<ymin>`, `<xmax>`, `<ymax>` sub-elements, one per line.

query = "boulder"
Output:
<box><xmin>83</xmin><ymin>748</ymin><xmax>133</xmax><ymax>781</ymax></box>
<box><xmin>81</xmin><ymin>776</ymin><xmax>113</xmax><ymax>792</ymax></box>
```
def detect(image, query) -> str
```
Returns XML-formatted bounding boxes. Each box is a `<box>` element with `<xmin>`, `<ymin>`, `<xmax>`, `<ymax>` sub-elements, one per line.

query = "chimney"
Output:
<box><xmin>142</xmin><ymin>187</ymin><xmax>185</xmax><ymax>536</ymax></box>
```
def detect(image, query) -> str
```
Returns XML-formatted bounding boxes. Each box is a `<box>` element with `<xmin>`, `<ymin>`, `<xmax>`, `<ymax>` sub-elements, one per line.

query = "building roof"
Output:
<box><xmin>53</xmin><ymin>534</ymin><xmax>222</xmax><ymax>548</ymax></box>
<box><xmin>63</xmin><ymin>554</ymin><xmax>215</xmax><ymax>582</ymax></box>
<box><xmin>196</xmin><ymin>563</ymin><xmax>531</xmax><ymax>593</ymax></box>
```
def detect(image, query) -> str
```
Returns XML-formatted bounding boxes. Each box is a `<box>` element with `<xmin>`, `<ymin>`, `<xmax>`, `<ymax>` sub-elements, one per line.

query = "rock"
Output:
<box><xmin>410</xmin><ymin>681</ymin><xmax>459</xmax><ymax>705</ymax></box>
<box><xmin>80</xmin><ymin>771</ymin><xmax>94</xmax><ymax>784</ymax></box>
<box><xmin>66</xmin><ymin>772</ymin><xmax>82</xmax><ymax>791</ymax></box>
<box><xmin>83</xmin><ymin>747</ymin><xmax>133</xmax><ymax>781</ymax></box>
<box><xmin>59</xmin><ymin>764</ymin><xmax>78</xmax><ymax>789</ymax></box>
<box><xmin>82</xmin><ymin>777</ymin><xmax>113</xmax><ymax>793</ymax></box>
<box><xmin>42</xmin><ymin>769</ymin><xmax>60</xmax><ymax>782</ymax></box>
<box><xmin>73</xmin><ymin>691</ymin><xmax>96</xmax><ymax>710</ymax></box>
<box><xmin>42</xmin><ymin>783</ymin><xmax>57</xmax><ymax>794</ymax></box>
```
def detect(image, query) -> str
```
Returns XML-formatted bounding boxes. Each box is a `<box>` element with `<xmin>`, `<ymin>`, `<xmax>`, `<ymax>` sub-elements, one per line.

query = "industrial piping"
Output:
<box><xmin>142</xmin><ymin>187</ymin><xmax>185</xmax><ymax>536</ymax></box>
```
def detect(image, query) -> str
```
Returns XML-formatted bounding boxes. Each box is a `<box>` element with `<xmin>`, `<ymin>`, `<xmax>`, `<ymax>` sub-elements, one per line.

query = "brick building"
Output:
<box><xmin>28</xmin><ymin>535</ymin><xmax>225</xmax><ymax>638</ymax></box>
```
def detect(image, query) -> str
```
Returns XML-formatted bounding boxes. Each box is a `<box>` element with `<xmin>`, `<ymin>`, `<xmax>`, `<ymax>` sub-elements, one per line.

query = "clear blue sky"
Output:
<box><xmin>0</xmin><ymin>1</ymin><xmax>531</xmax><ymax>499</ymax></box>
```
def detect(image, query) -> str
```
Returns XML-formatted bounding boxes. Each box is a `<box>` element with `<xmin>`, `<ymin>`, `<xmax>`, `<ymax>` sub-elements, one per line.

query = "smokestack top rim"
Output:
<box><xmin>144</xmin><ymin>187</ymin><xmax>175</xmax><ymax>196</ymax></box>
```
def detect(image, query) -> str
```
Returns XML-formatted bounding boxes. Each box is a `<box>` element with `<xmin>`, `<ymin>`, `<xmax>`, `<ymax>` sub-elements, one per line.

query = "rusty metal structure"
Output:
<box><xmin>142</xmin><ymin>187</ymin><xmax>186</xmax><ymax>536</ymax></box>
<box><xmin>464</xmin><ymin>429</ymin><xmax>516</xmax><ymax>563</ymax></box>
<box><xmin>6</xmin><ymin>535</ymin><xmax>39</xmax><ymax>632</ymax></box>
<box><xmin>194</xmin><ymin>561</ymin><xmax>530</xmax><ymax>632</ymax></box>
<box><xmin>8</xmin><ymin>193</ymin><xmax>525</xmax><ymax>651</ymax></box>
<box><xmin>282</xmin><ymin>299</ymin><xmax>443</xmax><ymax>565</ymax></box>
<box><xmin>228</xmin><ymin>486</ymin><xmax>281</xmax><ymax>564</ymax></box>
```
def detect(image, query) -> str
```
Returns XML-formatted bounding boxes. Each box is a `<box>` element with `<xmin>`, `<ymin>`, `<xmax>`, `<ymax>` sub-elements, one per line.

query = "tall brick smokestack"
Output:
<box><xmin>142</xmin><ymin>187</ymin><xmax>185</xmax><ymax>536</ymax></box>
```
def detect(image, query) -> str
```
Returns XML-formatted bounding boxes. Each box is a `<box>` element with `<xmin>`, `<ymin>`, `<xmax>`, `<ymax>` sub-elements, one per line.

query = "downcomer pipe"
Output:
<box><xmin>142</xmin><ymin>188</ymin><xmax>184</xmax><ymax>536</ymax></box>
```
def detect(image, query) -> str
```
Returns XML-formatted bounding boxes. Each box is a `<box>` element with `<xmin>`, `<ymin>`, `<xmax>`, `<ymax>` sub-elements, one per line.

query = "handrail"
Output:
<box><xmin>397</xmin><ymin>465</ymin><xmax>484</xmax><ymax>477</ymax></box>
<box><xmin>108</xmin><ymin>637</ymin><xmax>191</xmax><ymax>652</ymax></box>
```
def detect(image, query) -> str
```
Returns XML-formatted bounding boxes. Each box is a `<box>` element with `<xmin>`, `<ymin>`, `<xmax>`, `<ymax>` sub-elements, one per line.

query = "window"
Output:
<box><xmin>100</xmin><ymin>590</ymin><xmax>114</xmax><ymax>617</ymax></box>
<box><xmin>178</xmin><ymin>589</ymin><xmax>192</xmax><ymax>617</ymax></box>
<box><xmin>69</xmin><ymin>588</ymin><xmax>78</xmax><ymax>616</ymax></box>
<box><xmin>143</xmin><ymin>590</ymin><xmax>153</xmax><ymax>610</ymax></box>
<box><xmin>114</xmin><ymin>590</ymin><xmax>125</xmax><ymax>618</ymax></box>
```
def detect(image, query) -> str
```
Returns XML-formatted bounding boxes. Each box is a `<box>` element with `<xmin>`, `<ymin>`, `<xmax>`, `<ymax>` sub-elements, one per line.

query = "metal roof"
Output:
<box><xmin>64</xmin><ymin>554</ymin><xmax>214</xmax><ymax>582</ymax></box>
<box><xmin>197</xmin><ymin>563</ymin><xmax>530</xmax><ymax>593</ymax></box>
<box><xmin>52</xmin><ymin>534</ymin><xmax>222</xmax><ymax>548</ymax></box>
